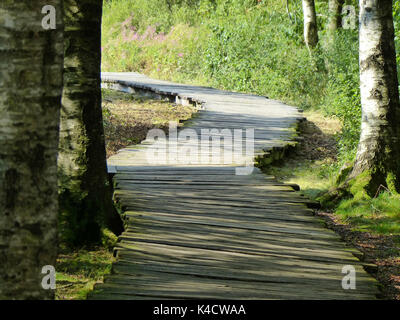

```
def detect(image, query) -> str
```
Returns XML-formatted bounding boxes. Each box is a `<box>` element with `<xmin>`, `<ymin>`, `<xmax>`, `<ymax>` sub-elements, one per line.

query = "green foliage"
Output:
<box><xmin>101</xmin><ymin>228</ymin><xmax>118</xmax><ymax>250</ymax></box>
<box><xmin>336</xmin><ymin>192</ymin><xmax>400</xmax><ymax>235</ymax></box>
<box><xmin>101</xmin><ymin>0</ymin><xmax>364</xmax><ymax>165</ymax></box>
<box><xmin>56</xmin><ymin>248</ymin><xmax>114</xmax><ymax>300</ymax></box>
<box><xmin>320</xmin><ymin>30</ymin><xmax>361</xmax><ymax>162</ymax></box>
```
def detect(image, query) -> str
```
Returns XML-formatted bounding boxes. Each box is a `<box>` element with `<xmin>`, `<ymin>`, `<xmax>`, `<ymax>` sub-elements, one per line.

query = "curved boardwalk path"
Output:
<box><xmin>90</xmin><ymin>73</ymin><xmax>379</xmax><ymax>299</ymax></box>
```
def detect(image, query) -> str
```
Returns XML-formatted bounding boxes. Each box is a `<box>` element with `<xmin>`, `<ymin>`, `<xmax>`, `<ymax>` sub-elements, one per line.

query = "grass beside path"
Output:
<box><xmin>56</xmin><ymin>247</ymin><xmax>114</xmax><ymax>300</ymax></box>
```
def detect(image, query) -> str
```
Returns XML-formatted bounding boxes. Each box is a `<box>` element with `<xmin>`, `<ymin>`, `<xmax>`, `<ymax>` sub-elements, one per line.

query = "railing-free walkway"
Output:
<box><xmin>90</xmin><ymin>73</ymin><xmax>379</xmax><ymax>299</ymax></box>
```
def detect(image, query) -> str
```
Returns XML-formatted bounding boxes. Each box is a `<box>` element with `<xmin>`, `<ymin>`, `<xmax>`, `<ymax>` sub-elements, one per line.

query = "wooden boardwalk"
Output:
<box><xmin>90</xmin><ymin>73</ymin><xmax>379</xmax><ymax>299</ymax></box>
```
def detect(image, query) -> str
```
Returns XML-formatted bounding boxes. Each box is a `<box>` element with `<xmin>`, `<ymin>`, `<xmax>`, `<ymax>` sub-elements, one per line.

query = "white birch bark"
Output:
<box><xmin>302</xmin><ymin>0</ymin><xmax>319</xmax><ymax>48</ymax></box>
<box><xmin>350</xmin><ymin>0</ymin><xmax>400</xmax><ymax>194</ymax></box>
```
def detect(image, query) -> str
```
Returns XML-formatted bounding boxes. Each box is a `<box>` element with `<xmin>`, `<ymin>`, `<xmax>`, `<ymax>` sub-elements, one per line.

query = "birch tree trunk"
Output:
<box><xmin>328</xmin><ymin>0</ymin><xmax>344</xmax><ymax>32</ymax></box>
<box><xmin>58</xmin><ymin>0</ymin><xmax>123</xmax><ymax>246</ymax></box>
<box><xmin>349</xmin><ymin>0</ymin><xmax>400</xmax><ymax>195</ymax></box>
<box><xmin>0</xmin><ymin>1</ymin><xmax>63</xmax><ymax>299</ymax></box>
<box><xmin>302</xmin><ymin>0</ymin><xmax>319</xmax><ymax>48</ymax></box>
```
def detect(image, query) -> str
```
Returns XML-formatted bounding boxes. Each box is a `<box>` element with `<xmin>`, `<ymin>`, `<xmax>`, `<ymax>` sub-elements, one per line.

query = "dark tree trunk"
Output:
<box><xmin>349</xmin><ymin>0</ymin><xmax>400</xmax><ymax>196</ymax></box>
<box><xmin>59</xmin><ymin>0</ymin><xmax>123</xmax><ymax>246</ymax></box>
<box><xmin>0</xmin><ymin>1</ymin><xmax>63</xmax><ymax>299</ymax></box>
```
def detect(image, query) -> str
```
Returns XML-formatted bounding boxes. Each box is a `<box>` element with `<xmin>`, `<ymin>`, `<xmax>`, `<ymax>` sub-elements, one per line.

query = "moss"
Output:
<box><xmin>101</xmin><ymin>228</ymin><xmax>118</xmax><ymax>250</ymax></box>
<box><xmin>335</xmin><ymin>191</ymin><xmax>400</xmax><ymax>235</ymax></box>
<box><xmin>58</xmin><ymin>190</ymin><xmax>103</xmax><ymax>247</ymax></box>
<box><xmin>318</xmin><ymin>170</ymin><xmax>373</xmax><ymax>209</ymax></box>
<box><xmin>335</xmin><ymin>162</ymin><xmax>353</xmax><ymax>185</ymax></box>
<box><xmin>56</xmin><ymin>247</ymin><xmax>114</xmax><ymax>300</ymax></box>
<box><xmin>348</xmin><ymin>170</ymin><xmax>372</xmax><ymax>201</ymax></box>
<box><xmin>318</xmin><ymin>185</ymin><xmax>350</xmax><ymax>209</ymax></box>
<box><xmin>386</xmin><ymin>172</ymin><xmax>399</xmax><ymax>194</ymax></box>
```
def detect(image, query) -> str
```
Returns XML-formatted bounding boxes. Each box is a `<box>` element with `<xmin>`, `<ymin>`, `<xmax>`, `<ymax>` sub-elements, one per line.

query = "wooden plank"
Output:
<box><xmin>122</xmin><ymin>217</ymin><xmax>350</xmax><ymax>249</ymax></box>
<box><xmin>95</xmin><ymin>272</ymin><xmax>376</xmax><ymax>300</ymax></box>
<box><xmin>112</xmin><ymin>259</ymin><xmax>376</xmax><ymax>291</ymax></box>
<box><xmin>118</xmin><ymin>231</ymin><xmax>360</xmax><ymax>264</ymax></box>
<box><xmin>123</xmin><ymin>207</ymin><xmax>320</xmax><ymax>226</ymax></box>
<box><xmin>114</xmin><ymin>241</ymin><xmax>363</xmax><ymax>274</ymax></box>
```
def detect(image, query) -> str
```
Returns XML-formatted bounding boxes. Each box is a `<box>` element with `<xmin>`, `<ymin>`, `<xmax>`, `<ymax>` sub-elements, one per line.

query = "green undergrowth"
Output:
<box><xmin>267</xmin><ymin>111</ymin><xmax>400</xmax><ymax>237</ymax></box>
<box><xmin>335</xmin><ymin>192</ymin><xmax>400</xmax><ymax>235</ymax></box>
<box><xmin>102</xmin><ymin>0</ymin><xmax>400</xmax><ymax>163</ymax></box>
<box><xmin>56</xmin><ymin>247</ymin><xmax>114</xmax><ymax>300</ymax></box>
<box><xmin>273</xmin><ymin>160</ymin><xmax>337</xmax><ymax>200</ymax></box>
<box><xmin>102</xmin><ymin>0</ymin><xmax>364</xmax><ymax>160</ymax></box>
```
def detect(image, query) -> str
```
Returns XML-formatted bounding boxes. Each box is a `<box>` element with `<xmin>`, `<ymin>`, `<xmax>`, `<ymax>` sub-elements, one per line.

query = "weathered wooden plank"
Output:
<box><xmin>114</xmin><ymin>241</ymin><xmax>362</xmax><ymax>274</ymax></box>
<box><xmin>116</xmin><ymin>194</ymin><xmax>311</xmax><ymax>210</ymax></box>
<box><xmin>117</xmin><ymin>233</ymin><xmax>359</xmax><ymax>265</ymax></box>
<box><xmin>95</xmin><ymin>272</ymin><xmax>376</xmax><ymax>300</ymax></box>
<box><xmin>122</xmin><ymin>217</ymin><xmax>350</xmax><ymax>249</ymax></box>
<box><xmin>124</xmin><ymin>208</ymin><xmax>321</xmax><ymax>227</ymax></box>
<box><xmin>118</xmin><ymin>231</ymin><xmax>360</xmax><ymax>264</ymax></box>
<box><xmin>121</xmin><ymin>206</ymin><xmax>316</xmax><ymax>224</ymax></box>
<box><xmin>115</xmin><ymin>182</ymin><xmax>297</xmax><ymax>192</ymax></box>
<box><xmin>112</xmin><ymin>259</ymin><xmax>376</xmax><ymax>291</ymax></box>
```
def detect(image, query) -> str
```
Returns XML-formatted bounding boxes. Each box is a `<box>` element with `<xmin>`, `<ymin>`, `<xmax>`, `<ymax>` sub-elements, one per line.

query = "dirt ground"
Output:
<box><xmin>317</xmin><ymin>211</ymin><xmax>400</xmax><ymax>300</ymax></box>
<box><xmin>102</xmin><ymin>89</ymin><xmax>195</xmax><ymax>157</ymax></box>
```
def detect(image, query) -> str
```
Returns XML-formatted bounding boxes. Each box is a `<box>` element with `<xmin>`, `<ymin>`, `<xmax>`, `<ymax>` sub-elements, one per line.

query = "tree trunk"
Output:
<box><xmin>349</xmin><ymin>0</ymin><xmax>400</xmax><ymax>196</ymax></box>
<box><xmin>0</xmin><ymin>1</ymin><xmax>63</xmax><ymax>299</ymax></box>
<box><xmin>328</xmin><ymin>0</ymin><xmax>344</xmax><ymax>32</ymax></box>
<box><xmin>302</xmin><ymin>0</ymin><xmax>319</xmax><ymax>48</ymax></box>
<box><xmin>58</xmin><ymin>0</ymin><xmax>123</xmax><ymax>246</ymax></box>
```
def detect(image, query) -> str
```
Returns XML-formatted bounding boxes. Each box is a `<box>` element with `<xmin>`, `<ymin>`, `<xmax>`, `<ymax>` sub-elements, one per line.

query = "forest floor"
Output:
<box><xmin>102</xmin><ymin>89</ymin><xmax>195</xmax><ymax>158</ymax></box>
<box><xmin>55</xmin><ymin>247</ymin><xmax>114</xmax><ymax>300</ymax></box>
<box><xmin>266</xmin><ymin>111</ymin><xmax>400</xmax><ymax>300</ymax></box>
<box><xmin>55</xmin><ymin>90</ymin><xmax>196</xmax><ymax>300</ymax></box>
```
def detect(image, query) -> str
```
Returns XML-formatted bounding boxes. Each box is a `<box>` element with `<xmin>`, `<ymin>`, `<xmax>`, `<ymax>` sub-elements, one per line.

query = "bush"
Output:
<box><xmin>320</xmin><ymin>30</ymin><xmax>361</xmax><ymax>163</ymax></box>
